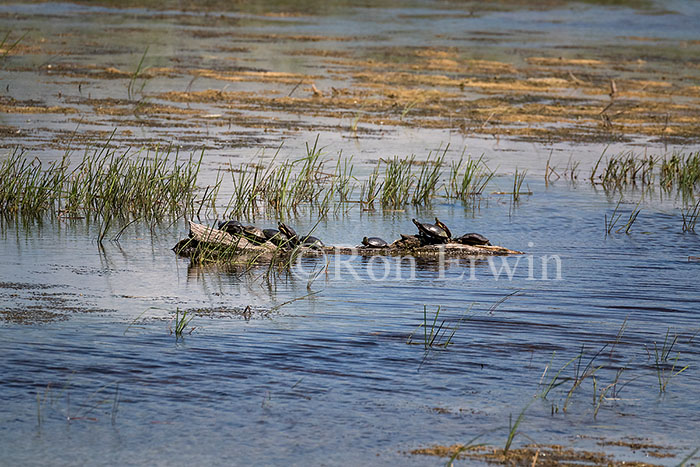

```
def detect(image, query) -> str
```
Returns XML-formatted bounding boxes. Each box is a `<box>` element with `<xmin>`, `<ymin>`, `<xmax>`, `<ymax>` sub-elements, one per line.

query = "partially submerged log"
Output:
<box><xmin>174</xmin><ymin>220</ymin><xmax>278</xmax><ymax>262</ymax></box>
<box><xmin>347</xmin><ymin>243</ymin><xmax>521</xmax><ymax>258</ymax></box>
<box><xmin>174</xmin><ymin>221</ymin><xmax>522</xmax><ymax>263</ymax></box>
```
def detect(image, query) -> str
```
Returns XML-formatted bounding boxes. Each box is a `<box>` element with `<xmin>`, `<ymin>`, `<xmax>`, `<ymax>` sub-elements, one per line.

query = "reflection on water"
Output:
<box><xmin>2</xmin><ymin>179</ymin><xmax>699</xmax><ymax>465</ymax></box>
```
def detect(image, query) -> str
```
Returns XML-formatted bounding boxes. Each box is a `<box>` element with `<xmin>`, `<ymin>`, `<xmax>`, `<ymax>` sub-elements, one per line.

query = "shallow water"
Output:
<box><xmin>2</xmin><ymin>1</ymin><xmax>700</xmax><ymax>466</ymax></box>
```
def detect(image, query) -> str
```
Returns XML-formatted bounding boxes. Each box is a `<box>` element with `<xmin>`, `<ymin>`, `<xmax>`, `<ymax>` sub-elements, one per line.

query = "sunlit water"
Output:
<box><xmin>2</xmin><ymin>177</ymin><xmax>699</xmax><ymax>465</ymax></box>
<box><xmin>2</xmin><ymin>1</ymin><xmax>700</xmax><ymax>465</ymax></box>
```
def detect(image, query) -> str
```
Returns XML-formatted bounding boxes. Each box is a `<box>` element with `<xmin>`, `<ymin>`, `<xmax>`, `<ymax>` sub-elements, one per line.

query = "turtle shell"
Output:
<box><xmin>362</xmin><ymin>236</ymin><xmax>388</xmax><ymax>248</ymax></box>
<box><xmin>242</xmin><ymin>225</ymin><xmax>267</xmax><ymax>244</ymax></box>
<box><xmin>218</xmin><ymin>219</ymin><xmax>243</xmax><ymax>235</ymax></box>
<box><xmin>412</xmin><ymin>218</ymin><xmax>449</xmax><ymax>243</ymax></box>
<box><xmin>392</xmin><ymin>234</ymin><xmax>423</xmax><ymax>249</ymax></box>
<box><xmin>455</xmin><ymin>232</ymin><xmax>490</xmax><ymax>246</ymax></box>
<box><xmin>300</xmin><ymin>235</ymin><xmax>324</xmax><ymax>249</ymax></box>
<box><xmin>278</xmin><ymin>222</ymin><xmax>299</xmax><ymax>244</ymax></box>
<box><xmin>263</xmin><ymin>228</ymin><xmax>288</xmax><ymax>247</ymax></box>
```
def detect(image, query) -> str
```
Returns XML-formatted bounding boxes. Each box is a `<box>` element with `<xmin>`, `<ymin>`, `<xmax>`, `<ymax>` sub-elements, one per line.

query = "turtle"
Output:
<box><xmin>412</xmin><ymin>218</ymin><xmax>449</xmax><ymax>244</ymax></box>
<box><xmin>263</xmin><ymin>228</ymin><xmax>287</xmax><ymax>247</ymax></box>
<box><xmin>361</xmin><ymin>236</ymin><xmax>388</xmax><ymax>248</ymax></box>
<box><xmin>218</xmin><ymin>219</ymin><xmax>243</xmax><ymax>235</ymax></box>
<box><xmin>454</xmin><ymin>232</ymin><xmax>491</xmax><ymax>246</ymax></box>
<box><xmin>434</xmin><ymin>217</ymin><xmax>452</xmax><ymax>239</ymax></box>
<box><xmin>391</xmin><ymin>234</ymin><xmax>423</xmax><ymax>249</ymax></box>
<box><xmin>241</xmin><ymin>225</ymin><xmax>268</xmax><ymax>244</ymax></box>
<box><xmin>300</xmin><ymin>234</ymin><xmax>324</xmax><ymax>249</ymax></box>
<box><xmin>278</xmin><ymin>222</ymin><xmax>300</xmax><ymax>246</ymax></box>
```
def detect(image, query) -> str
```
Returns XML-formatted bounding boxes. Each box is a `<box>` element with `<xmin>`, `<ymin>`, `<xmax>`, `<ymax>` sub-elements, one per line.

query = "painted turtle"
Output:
<box><xmin>434</xmin><ymin>217</ymin><xmax>452</xmax><ymax>239</ymax></box>
<box><xmin>392</xmin><ymin>234</ymin><xmax>423</xmax><ymax>249</ymax></box>
<box><xmin>242</xmin><ymin>225</ymin><xmax>267</xmax><ymax>245</ymax></box>
<box><xmin>218</xmin><ymin>219</ymin><xmax>243</xmax><ymax>235</ymax></box>
<box><xmin>412</xmin><ymin>218</ymin><xmax>449</xmax><ymax>244</ymax></box>
<box><xmin>278</xmin><ymin>222</ymin><xmax>300</xmax><ymax>245</ymax></box>
<box><xmin>263</xmin><ymin>228</ymin><xmax>287</xmax><ymax>247</ymax></box>
<box><xmin>300</xmin><ymin>234</ymin><xmax>324</xmax><ymax>249</ymax></box>
<box><xmin>361</xmin><ymin>236</ymin><xmax>388</xmax><ymax>248</ymax></box>
<box><xmin>454</xmin><ymin>232</ymin><xmax>491</xmax><ymax>246</ymax></box>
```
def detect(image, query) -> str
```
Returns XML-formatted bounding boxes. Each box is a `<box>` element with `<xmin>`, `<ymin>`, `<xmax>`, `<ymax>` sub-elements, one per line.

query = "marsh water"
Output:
<box><xmin>2</xmin><ymin>1</ymin><xmax>700</xmax><ymax>465</ymax></box>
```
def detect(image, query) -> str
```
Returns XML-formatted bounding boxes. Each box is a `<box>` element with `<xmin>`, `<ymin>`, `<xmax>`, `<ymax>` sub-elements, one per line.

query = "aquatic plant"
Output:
<box><xmin>359</xmin><ymin>162</ymin><xmax>382</xmax><ymax>210</ymax></box>
<box><xmin>512</xmin><ymin>168</ymin><xmax>528</xmax><ymax>203</ymax></box>
<box><xmin>604</xmin><ymin>198</ymin><xmax>623</xmax><ymax>235</ymax></box>
<box><xmin>545</xmin><ymin>154</ymin><xmax>579</xmax><ymax>185</ymax></box>
<box><xmin>406</xmin><ymin>305</ymin><xmax>459</xmax><ymax>351</ymax></box>
<box><xmin>172</xmin><ymin>308</ymin><xmax>194</xmax><ymax>338</ymax></box>
<box><xmin>618</xmin><ymin>201</ymin><xmax>641</xmax><ymax>234</ymax></box>
<box><xmin>445</xmin><ymin>434</ymin><xmax>485</xmax><ymax>467</ymax></box>
<box><xmin>681</xmin><ymin>199</ymin><xmax>700</xmax><ymax>233</ymax></box>
<box><xmin>446</xmin><ymin>153</ymin><xmax>494</xmax><ymax>201</ymax></box>
<box><xmin>539</xmin><ymin>352</ymin><xmax>580</xmax><ymax>400</ymax></box>
<box><xmin>660</xmin><ymin>152</ymin><xmax>700</xmax><ymax>193</ymax></box>
<box><xmin>592</xmin><ymin>367</ymin><xmax>626</xmax><ymax>419</ymax></box>
<box><xmin>598</xmin><ymin>151</ymin><xmax>656</xmax><ymax>188</ymax></box>
<box><xmin>0</xmin><ymin>30</ymin><xmax>28</xmax><ymax>64</ymax></box>
<box><xmin>653</xmin><ymin>328</ymin><xmax>689</xmax><ymax>394</ymax></box>
<box><xmin>381</xmin><ymin>156</ymin><xmax>415</xmax><ymax>208</ymax></box>
<box><xmin>0</xmin><ymin>140</ymin><xmax>201</xmax><ymax>241</ymax></box>
<box><xmin>212</xmin><ymin>141</ymin><xmax>500</xmax><ymax>218</ymax></box>
<box><xmin>127</xmin><ymin>46</ymin><xmax>150</xmax><ymax>102</ymax></box>
<box><xmin>504</xmin><ymin>397</ymin><xmax>537</xmax><ymax>455</ymax></box>
<box><xmin>111</xmin><ymin>383</ymin><xmax>120</xmax><ymax>425</ymax></box>
<box><xmin>678</xmin><ymin>448</ymin><xmax>700</xmax><ymax>467</ymax></box>
<box><xmin>605</xmin><ymin>198</ymin><xmax>641</xmax><ymax>235</ymax></box>
<box><xmin>411</xmin><ymin>147</ymin><xmax>446</xmax><ymax>205</ymax></box>
<box><xmin>592</xmin><ymin>149</ymin><xmax>700</xmax><ymax>195</ymax></box>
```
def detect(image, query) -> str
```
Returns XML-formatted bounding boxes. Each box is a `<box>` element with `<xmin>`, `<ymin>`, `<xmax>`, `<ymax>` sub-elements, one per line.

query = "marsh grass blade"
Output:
<box><xmin>681</xmin><ymin>199</ymin><xmax>700</xmax><ymax>232</ymax></box>
<box><xmin>504</xmin><ymin>396</ymin><xmax>537</xmax><ymax>455</ymax></box>
<box><xmin>128</xmin><ymin>46</ymin><xmax>150</xmax><ymax>101</ymax></box>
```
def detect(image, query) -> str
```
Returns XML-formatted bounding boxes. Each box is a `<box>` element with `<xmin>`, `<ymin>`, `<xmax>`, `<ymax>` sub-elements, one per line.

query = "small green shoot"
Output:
<box><xmin>504</xmin><ymin>396</ymin><xmax>537</xmax><ymax>455</ymax></box>
<box><xmin>172</xmin><ymin>308</ymin><xmax>194</xmax><ymax>338</ymax></box>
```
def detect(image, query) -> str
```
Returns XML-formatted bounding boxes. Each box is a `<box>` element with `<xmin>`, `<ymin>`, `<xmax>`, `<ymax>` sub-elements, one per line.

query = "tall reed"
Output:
<box><xmin>0</xmin><ymin>142</ymin><xmax>202</xmax><ymax>240</ymax></box>
<box><xmin>446</xmin><ymin>153</ymin><xmax>494</xmax><ymax>201</ymax></box>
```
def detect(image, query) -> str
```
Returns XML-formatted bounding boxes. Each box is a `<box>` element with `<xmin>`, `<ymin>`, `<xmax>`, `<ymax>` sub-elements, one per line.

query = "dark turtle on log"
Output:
<box><xmin>361</xmin><ymin>236</ymin><xmax>388</xmax><ymax>248</ymax></box>
<box><xmin>392</xmin><ymin>234</ymin><xmax>423</xmax><ymax>249</ymax></box>
<box><xmin>242</xmin><ymin>225</ymin><xmax>268</xmax><ymax>245</ymax></box>
<box><xmin>412</xmin><ymin>218</ymin><xmax>449</xmax><ymax>244</ymax></box>
<box><xmin>278</xmin><ymin>222</ymin><xmax>299</xmax><ymax>245</ymax></box>
<box><xmin>454</xmin><ymin>232</ymin><xmax>491</xmax><ymax>246</ymax></box>
<box><xmin>300</xmin><ymin>234</ymin><xmax>324</xmax><ymax>249</ymax></box>
<box><xmin>263</xmin><ymin>228</ymin><xmax>288</xmax><ymax>247</ymax></box>
<box><xmin>218</xmin><ymin>219</ymin><xmax>243</xmax><ymax>235</ymax></box>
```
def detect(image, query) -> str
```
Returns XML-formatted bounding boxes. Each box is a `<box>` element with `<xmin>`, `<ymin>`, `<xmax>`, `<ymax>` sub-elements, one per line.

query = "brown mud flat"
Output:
<box><xmin>409</xmin><ymin>442</ymin><xmax>675</xmax><ymax>466</ymax></box>
<box><xmin>2</xmin><ymin>10</ymin><xmax>700</xmax><ymax>151</ymax></box>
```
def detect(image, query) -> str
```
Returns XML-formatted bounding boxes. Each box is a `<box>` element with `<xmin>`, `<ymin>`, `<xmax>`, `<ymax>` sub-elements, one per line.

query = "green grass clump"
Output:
<box><xmin>446</xmin><ymin>153</ymin><xmax>494</xmax><ymax>201</ymax></box>
<box><xmin>592</xmin><ymin>149</ymin><xmax>700</xmax><ymax>195</ymax></box>
<box><xmin>0</xmin><ymin>139</ymin><xmax>202</xmax><ymax>241</ymax></box>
